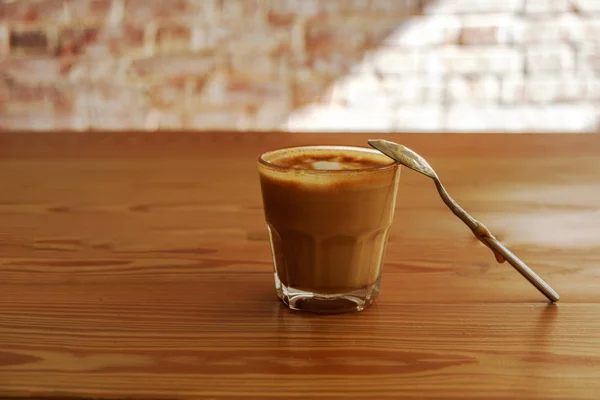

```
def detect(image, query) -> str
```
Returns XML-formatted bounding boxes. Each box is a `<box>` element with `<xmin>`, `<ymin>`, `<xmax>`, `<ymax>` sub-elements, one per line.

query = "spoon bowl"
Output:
<box><xmin>368</xmin><ymin>139</ymin><xmax>437</xmax><ymax>179</ymax></box>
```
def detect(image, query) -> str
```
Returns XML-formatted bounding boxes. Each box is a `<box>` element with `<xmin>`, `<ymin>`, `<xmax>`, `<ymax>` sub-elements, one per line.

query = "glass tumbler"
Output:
<box><xmin>257</xmin><ymin>145</ymin><xmax>401</xmax><ymax>314</ymax></box>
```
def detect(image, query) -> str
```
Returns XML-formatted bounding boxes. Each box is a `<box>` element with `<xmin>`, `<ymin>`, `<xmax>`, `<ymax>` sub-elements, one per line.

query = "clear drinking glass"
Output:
<box><xmin>257</xmin><ymin>145</ymin><xmax>401</xmax><ymax>314</ymax></box>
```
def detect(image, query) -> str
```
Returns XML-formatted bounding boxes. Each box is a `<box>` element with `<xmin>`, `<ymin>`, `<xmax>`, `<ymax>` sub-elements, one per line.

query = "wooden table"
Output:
<box><xmin>1</xmin><ymin>132</ymin><xmax>599</xmax><ymax>399</ymax></box>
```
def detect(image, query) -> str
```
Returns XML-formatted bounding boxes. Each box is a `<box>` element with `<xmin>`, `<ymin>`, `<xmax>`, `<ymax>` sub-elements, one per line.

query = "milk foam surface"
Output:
<box><xmin>259</xmin><ymin>146</ymin><xmax>395</xmax><ymax>190</ymax></box>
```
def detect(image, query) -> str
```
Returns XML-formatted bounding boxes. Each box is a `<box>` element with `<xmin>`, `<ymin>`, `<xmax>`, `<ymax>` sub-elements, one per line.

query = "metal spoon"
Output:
<box><xmin>368</xmin><ymin>139</ymin><xmax>560</xmax><ymax>303</ymax></box>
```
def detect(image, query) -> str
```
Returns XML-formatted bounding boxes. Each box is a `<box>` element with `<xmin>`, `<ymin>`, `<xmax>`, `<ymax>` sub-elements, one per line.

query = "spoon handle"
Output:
<box><xmin>433</xmin><ymin>178</ymin><xmax>560</xmax><ymax>303</ymax></box>
<box><xmin>479</xmin><ymin>237</ymin><xmax>560</xmax><ymax>302</ymax></box>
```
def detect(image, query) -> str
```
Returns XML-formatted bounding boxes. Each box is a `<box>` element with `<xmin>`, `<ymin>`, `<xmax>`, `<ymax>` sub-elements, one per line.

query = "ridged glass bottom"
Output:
<box><xmin>274</xmin><ymin>272</ymin><xmax>382</xmax><ymax>314</ymax></box>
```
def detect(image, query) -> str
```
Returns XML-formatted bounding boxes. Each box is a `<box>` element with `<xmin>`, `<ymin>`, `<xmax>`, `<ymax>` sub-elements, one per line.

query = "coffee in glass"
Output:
<box><xmin>258</xmin><ymin>145</ymin><xmax>400</xmax><ymax>314</ymax></box>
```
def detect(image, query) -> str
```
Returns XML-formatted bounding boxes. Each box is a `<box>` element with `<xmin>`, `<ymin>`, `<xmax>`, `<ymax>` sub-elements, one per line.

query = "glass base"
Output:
<box><xmin>274</xmin><ymin>274</ymin><xmax>381</xmax><ymax>314</ymax></box>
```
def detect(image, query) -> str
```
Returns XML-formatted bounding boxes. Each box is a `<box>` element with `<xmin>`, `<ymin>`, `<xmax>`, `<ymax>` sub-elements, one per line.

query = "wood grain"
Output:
<box><xmin>0</xmin><ymin>131</ymin><xmax>599</xmax><ymax>399</ymax></box>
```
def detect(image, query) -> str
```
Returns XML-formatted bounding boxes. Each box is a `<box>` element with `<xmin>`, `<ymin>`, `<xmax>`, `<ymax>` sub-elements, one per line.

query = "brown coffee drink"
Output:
<box><xmin>258</xmin><ymin>146</ymin><xmax>400</xmax><ymax>314</ymax></box>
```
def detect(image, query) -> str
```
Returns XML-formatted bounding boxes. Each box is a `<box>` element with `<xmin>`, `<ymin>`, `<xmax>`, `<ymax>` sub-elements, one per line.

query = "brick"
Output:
<box><xmin>87</xmin><ymin>112</ymin><xmax>146</xmax><ymax>130</ymax></box>
<box><xmin>195</xmin><ymin>69</ymin><xmax>227</xmax><ymax>106</ymax></box>
<box><xmin>251</xmin><ymin>98</ymin><xmax>291</xmax><ymax>130</ymax></box>
<box><xmin>292</xmin><ymin>79</ymin><xmax>332</xmax><ymax>107</ymax></box>
<box><xmin>265</xmin><ymin>0</ymin><xmax>321</xmax><ymax>18</ymax></box>
<box><xmin>267</xmin><ymin>10</ymin><xmax>296</xmax><ymax>28</ymax></box>
<box><xmin>308</xmin><ymin>55</ymin><xmax>364</xmax><ymax>78</ymax></box>
<box><xmin>426</xmin><ymin>47</ymin><xmax>523</xmax><ymax>75</ymax></box>
<box><xmin>156</xmin><ymin>23</ymin><xmax>192</xmax><ymax>54</ymax></box>
<box><xmin>78</xmin><ymin>83</ymin><xmax>146</xmax><ymax>130</ymax></box>
<box><xmin>0</xmin><ymin>24</ymin><xmax>8</xmax><ymax>57</ymax></box>
<box><xmin>501</xmin><ymin>74</ymin><xmax>585</xmax><ymax>104</ymax></box>
<box><xmin>218</xmin><ymin>80</ymin><xmax>290</xmax><ymax>108</ymax></box>
<box><xmin>447</xmin><ymin>75</ymin><xmax>500</xmax><ymax>103</ymax></box>
<box><xmin>79</xmin><ymin>82</ymin><xmax>145</xmax><ymax>115</ymax></box>
<box><xmin>387</xmin><ymin>76</ymin><xmax>444</xmax><ymax>104</ymax></box>
<box><xmin>0</xmin><ymin>0</ymin><xmax>66</xmax><ymax>25</ymax></box>
<box><xmin>531</xmin><ymin>75</ymin><xmax>584</xmax><ymax>103</ymax></box>
<box><xmin>145</xmin><ymin>109</ymin><xmax>183</xmax><ymax>130</ymax></box>
<box><xmin>516</xmin><ymin>15</ymin><xmax>584</xmax><ymax>43</ymax></box>
<box><xmin>189</xmin><ymin>26</ymin><xmax>211</xmax><ymax>52</ymax></box>
<box><xmin>0</xmin><ymin>1</ymin><xmax>36</xmax><ymax>23</ymax></box>
<box><xmin>183</xmin><ymin>107</ymin><xmax>251</xmax><ymax>130</ymax></box>
<box><xmin>445</xmin><ymin>106</ymin><xmax>522</xmax><ymax>131</ymax></box>
<box><xmin>578</xmin><ymin>43</ymin><xmax>600</xmax><ymax>71</ymax></box>
<box><xmin>220</xmin><ymin>0</ymin><xmax>263</xmax><ymax>21</ymax></box>
<box><xmin>445</xmin><ymin>104</ymin><xmax>597</xmax><ymax>131</ymax></box>
<box><xmin>0</xmin><ymin>111</ymin><xmax>86</xmax><ymax>131</ymax></box>
<box><xmin>583</xmin><ymin>73</ymin><xmax>600</xmax><ymax>99</ymax></box>
<box><xmin>64</xmin><ymin>0</ymin><xmax>113</xmax><ymax>24</ymax></box>
<box><xmin>329</xmin><ymin>73</ymin><xmax>393</xmax><ymax>109</ymax></box>
<box><xmin>458</xmin><ymin>16</ymin><xmax>512</xmax><ymax>45</ymax></box>
<box><xmin>584</xmin><ymin>19</ymin><xmax>600</xmax><ymax>43</ymax></box>
<box><xmin>307</xmin><ymin>15</ymin><xmax>409</xmax><ymax>56</ymax></box>
<box><xmin>367</xmin><ymin>0</ymin><xmax>425</xmax><ymax>14</ymax></box>
<box><xmin>394</xmin><ymin>106</ymin><xmax>443</xmax><ymax>131</ymax></box>
<box><xmin>0</xmin><ymin>81</ymin><xmax>8</xmax><ymax>108</ymax></box>
<box><xmin>124</xmin><ymin>0</ymin><xmax>216</xmax><ymax>24</ymax></box>
<box><xmin>82</xmin><ymin>24</ymin><xmax>145</xmax><ymax>58</ymax></box>
<box><xmin>145</xmin><ymin>79</ymin><xmax>189</xmax><ymax>110</ymax></box>
<box><xmin>501</xmin><ymin>75</ymin><xmax>525</xmax><ymax>103</ymax></box>
<box><xmin>306</xmin><ymin>16</ymin><xmax>368</xmax><ymax>57</ymax></box>
<box><xmin>9</xmin><ymin>29</ymin><xmax>49</xmax><ymax>55</ymax></box>
<box><xmin>57</xmin><ymin>27</ymin><xmax>99</xmax><ymax>56</ymax></box>
<box><xmin>458</xmin><ymin>15</ymin><xmax>518</xmax><ymax>45</ymax></box>
<box><xmin>572</xmin><ymin>0</ymin><xmax>600</xmax><ymax>14</ymax></box>
<box><xmin>196</xmin><ymin>71</ymin><xmax>290</xmax><ymax>110</ymax></box>
<box><xmin>331</xmin><ymin>73</ymin><xmax>443</xmax><ymax>105</ymax></box>
<box><xmin>368</xmin><ymin>48</ymin><xmax>423</xmax><ymax>75</ymax></box>
<box><xmin>303</xmin><ymin>0</ymin><xmax>357</xmax><ymax>14</ymax></box>
<box><xmin>423</xmin><ymin>0</ymin><xmax>523</xmax><ymax>14</ymax></box>
<box><xmin>526</xmin><ymin>44</ymin><xmax>574</xmax><ymax>72</ymax></box>
<box><xmin>502</xmin><ymin>72</ymin><xmax>600</xmax><ymax>104</ymax></box>
<box><xmin>329</xmin><ymin>72</ymin><xmax>381</xmax><ymax>103</ymax></box>
<box><xmin>457</xmin><ymin>25</ymin><xmax>500</xmax><ymax>45</ymax></box>
<box><xmin>0</xmin><ymin>58</ymin><xmax>64</xmax><ymax>84</ymax></box>
<box><xmin>523</xmin><ymin>0</ymin><xmax>569</xmax><ymax>13</ymax></box>
<box><xmin>230</xmin><ymin>55</ymin><xmax>286</xmax><ymax>79</ymax></box>
<box><xmin>224</xmin><ymin>28</ymin><xmax>288</xmax><ymax>55</ymax></box>
<box><xmin>289</xmin><ymin>19</ymin><xmax>307</xmax><ymax>59</ymax></box>
<box><xmin>285</xmin><ymin>103</ymin><xmax>395</xmax><ymax>132</ymax></box>
<box><xmin>266</xmin><ymin>0</ymin><xmax>421</xmax><ymax>17</ymax></box>
<box><xmin>309</xmin><ymin>53</ymin><xmax>366</xmax><ymax>77</ymax></box>
<box><xmin>129</xmin><ymin>55</ymin><xmax>217</xmax><ymax>81</ymax></box>
<box><xmin>363</xmin><ymin>18</ymin><xmax>405</xmax><ymax>48</ymax></box>
<box><xmin>383</xmin><ymin>15</ymin><xmax>460</xmax><ymax>47</ymax></box>
<box><xmin>188</xmin><ymin>20</ymin><xmax>234</xmax><ymax>51</ymax></box>
<box><xmin>204</xmin><ymin>23</ymin><xmax>239</xmax><ymax>51</ymax></box>
<box><xmin>0</xmin><ymin>77</ymin><xmax>75</xmax><ymax>112</ymax></box>
<box><xmin>67</xmin><ymin>58</ymin><xmax>130</xmax><ymax>84</ymax></box>
<box><xmin>105</xmin><ymin>0</ymin><xmax>125</xmax><ymax>27</ymax></box>
<box><xmin>0</xmin><ymin>0</ymin><xmax>112</xmax><ymax>25</ymax></box>
<box><xmin>530</xmin><ymin>104</ymin><xmax>597</xmax><ymax>131</ymax></box>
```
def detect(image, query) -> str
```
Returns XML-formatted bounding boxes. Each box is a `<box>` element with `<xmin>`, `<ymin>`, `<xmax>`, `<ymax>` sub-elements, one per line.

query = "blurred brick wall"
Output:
<box><xmin>1</xmin><ymin>0</ymin><xmax>599</xmax><ymax>132</ymax></box>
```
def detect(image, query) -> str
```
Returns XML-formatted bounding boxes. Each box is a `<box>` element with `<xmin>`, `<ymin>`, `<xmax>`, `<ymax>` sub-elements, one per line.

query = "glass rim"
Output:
<box><xmin>257</xmin><ymin>145</ymin><xmax>397</xmax><ymax>174</ymax></box>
